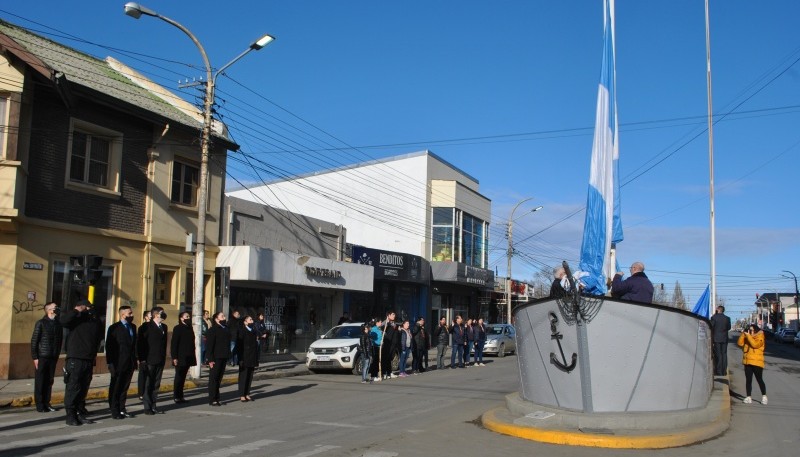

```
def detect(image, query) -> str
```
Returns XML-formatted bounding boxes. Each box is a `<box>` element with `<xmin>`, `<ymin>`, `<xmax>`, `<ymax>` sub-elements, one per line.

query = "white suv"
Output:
<box><xmin>306</xmin><ymin>323</ymin><xmax>364</xmax><ymax>375</ymax></box>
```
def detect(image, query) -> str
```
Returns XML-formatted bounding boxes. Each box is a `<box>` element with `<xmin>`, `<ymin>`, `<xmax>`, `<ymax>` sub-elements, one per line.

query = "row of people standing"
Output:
<box><xmin>442</xmin><ymin>316</ymin><xmax>487</xmax><ymax>369</ymax></box>
<box><xmin>360</xmin><ymin>311</ymin><xmax>431</xmax><ymax>382</ymax></box>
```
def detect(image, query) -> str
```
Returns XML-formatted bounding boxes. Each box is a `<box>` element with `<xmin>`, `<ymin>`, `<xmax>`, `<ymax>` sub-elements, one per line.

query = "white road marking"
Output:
<box><xmin>34</xmin><ymin>429</ymin><xmax>184</xmax><ymax>455</ymax></box>
<box><xmin>306</xmin><ymin>421</ymin><xmax>364</xmax><ymax>428</ymax></box>
<box><xmin>163</xmin><ymin>435</ymin><xmax>236</xmax><ymax>450</ymax></box>
<box><xmin>5</xmin><ymin>424</ymin><xmax>143</xmax><ymax>449</ymax></box>
<box><xmin>285</xmin><ymin>445</ymin><xmax>341</xmax><ymax>457</ymax></box>
<box><xmin>187</xmin><ymin>410</ymin><xmax>246</xmax><ymax>417</ymax></box>
<box><xmin>189</xmin><ymin>439</ymin><xmax>284</xmax><ymax>456</ymax></box>
<box><xmin>362</xmin><ymin>452</ymin><xmax>399</xmax><ymax>457</ymax></box>
<box><xmin>0</xmin><ymin>422</ymin><xmax>65</xmax><ymax>437</ymax></box>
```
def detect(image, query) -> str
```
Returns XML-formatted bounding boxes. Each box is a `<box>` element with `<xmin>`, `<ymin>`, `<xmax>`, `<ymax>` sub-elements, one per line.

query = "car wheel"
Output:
<box><xmin>352</xmin><ymin>355</ymin><xmax>363</xmax><ymax>375</ymax></box>
<box><xmin>498</xmin><ymin>343</ymin><xmax>506</xmax><ymax>358</ymax></box>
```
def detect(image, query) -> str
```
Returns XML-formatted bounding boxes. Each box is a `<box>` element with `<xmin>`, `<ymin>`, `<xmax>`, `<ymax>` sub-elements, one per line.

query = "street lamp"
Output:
<box><xmin>506</xmin><ymin>199</ymin><xmax>543</xmax><ymax>324</ymax></box>
<box><xmin>124</xmin><ymin>2</ymin><xmax>275</xmax><ymax>380</ymax></box>
<box><xmin>782</xmin><ymin>270</ymin><xmax>799</xmax><ymax>329</ymax></box>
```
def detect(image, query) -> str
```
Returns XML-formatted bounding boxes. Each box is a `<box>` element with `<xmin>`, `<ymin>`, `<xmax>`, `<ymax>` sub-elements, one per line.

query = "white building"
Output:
<box><xmin>228</xmin><ymin>150</ymin><xmax>497</xmax><ymax>322</ymax></box>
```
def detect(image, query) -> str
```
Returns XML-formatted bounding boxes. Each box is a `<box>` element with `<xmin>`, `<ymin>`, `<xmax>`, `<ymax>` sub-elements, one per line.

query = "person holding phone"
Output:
<box><xmin>737</xmin><ymin>324</ymin><xmax>767</xmax><ymax>405</ymax></box>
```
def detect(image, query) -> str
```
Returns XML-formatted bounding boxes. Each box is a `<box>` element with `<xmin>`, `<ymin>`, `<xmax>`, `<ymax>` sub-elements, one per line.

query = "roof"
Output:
<box><xmin>0</xmin><ymin>19</ymin><xmax>232</xmax><ymax>144</ymax></box>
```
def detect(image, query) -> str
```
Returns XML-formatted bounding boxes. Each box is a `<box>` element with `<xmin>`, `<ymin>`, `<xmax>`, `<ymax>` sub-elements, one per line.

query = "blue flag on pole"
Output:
<box><xmin>692</xmin><ymin>285</ymin><xmax>711</xmax><ymax>319</ymax></box>
<box><xmin>579</xmin><ymin>0</ymin><xmax>623</xmax><ymax>295</ymax></box>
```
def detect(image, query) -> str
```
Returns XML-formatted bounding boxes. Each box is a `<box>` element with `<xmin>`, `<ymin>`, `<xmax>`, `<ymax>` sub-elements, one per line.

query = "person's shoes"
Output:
<box><xmin>77</xmin><ymin>414</ymin><xmax>94</xmax><ymax>425</ymax></box>
<box><xmin>240</xmin><ymin>397</ymin><xmax>249</xmax><ymax>402</ymax></box>
<box><xmin>66</xmin><ymin>417</ymin><xmax>81</xmax><ymax>426</ymax></box>
<box><xmin>112</xmin><ymin>414</ymin><xmax>125</xmax><ymax>420</ymax></box>
<box><xmin>151</xmin><ymin>408</ymin><xmax>165</xmax><ymax>414</ymax></box>
<box><xmin>210</xmin><ymin>401</ymin><xmax>222</xmax><ymax>407</ymax></box>
<box><xmin>174</xmin><ymin>398</ymin><xmax>187</xmax><ymax>404</ymax></box>
<box><xmin>143</xmin><ymin>410</ymin><xmax>155</xmax><ymax>415</ymax></box>
<box><xmin>121</xmin><ymin>411</ymin><xmax>134</xmax><ymax>418</ymax></box>
<box><xmin>36</xmin><ymin>408</ymin><xmax>45</xmax><ymax>413</ymax></box>
<box><xmin>373</xmin><ymin>377</ymin><xmax>380</xmax><ymax>382</ymax></box>
<box><xmin>45</xmin><ymin>405</ymin><xmax>58</xmax><ymax>412</ymax></box>
<box><xmin>762</xmin><ymin>395</ymin><xmax>768</xmax><ymax>405</ymax></box>
<box><xmin>361</xmin><ymin>380</ymin><xmax>367</xmax><ymax>384</ymax></box>
<box><xmin>138</xmin><ymin>396</ymin><xmax>143</xmax><ymax>401</ymax></box>
<box><xmin>246</xmin><ymin>396</ymin><xmax>253</xmax><ymax>402</ymax></box>
<box><xmin>78</xmin><ymin>407</ymin><xmax>90</xmax><ymax>416</ymax></box>
<box><xmin>743</xmin><ymin>396</ymin><xmax>752</xmax><ymax>404</ymax></box>
<box><xmin>390</xmin><ymin>374</ymin><xmax>398</xmax><ymax>379</ymax></box>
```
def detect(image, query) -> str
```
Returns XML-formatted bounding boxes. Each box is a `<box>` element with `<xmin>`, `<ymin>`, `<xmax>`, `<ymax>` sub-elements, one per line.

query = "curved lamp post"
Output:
<box><xmin>506</xmin><ymin>199</ymin><xmax>543</xmax><ymax>324</ymax></box>
<box><xmin>124</xmin><ymin>2</ymin><xmax>274</xmax><ymax>379</ymax></box>
<box><xmin>783</xmin><ymin>270</ymin><xmax>799</xmax><ymax>329</ymax></box>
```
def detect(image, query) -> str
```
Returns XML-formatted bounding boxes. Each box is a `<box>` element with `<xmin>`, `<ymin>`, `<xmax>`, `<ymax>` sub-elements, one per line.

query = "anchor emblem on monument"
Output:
<box><xmin>548</xmin><ymin>311</ymin><xmax>577</xmax><ymax>373</ymax></box>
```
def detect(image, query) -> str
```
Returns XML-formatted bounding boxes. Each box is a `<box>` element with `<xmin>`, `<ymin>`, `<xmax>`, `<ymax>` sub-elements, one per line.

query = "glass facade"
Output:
<box><xmin>431</xmin><ymin>207</ymin><xmax>488</xmax><ymax>268</ymax></box>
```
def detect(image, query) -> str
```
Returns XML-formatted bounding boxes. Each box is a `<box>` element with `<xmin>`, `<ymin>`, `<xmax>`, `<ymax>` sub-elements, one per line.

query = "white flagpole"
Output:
<box><xmin>705</xmin><ymin>0</ymin><xmax>717</xmax><ymax>317</ymax></box>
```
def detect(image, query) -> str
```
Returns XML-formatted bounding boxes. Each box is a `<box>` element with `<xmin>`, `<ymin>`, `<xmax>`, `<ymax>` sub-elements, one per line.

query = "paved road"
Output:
<box><xmin>2</xmin><ymin>334</ymin><xmax>799</xmax><ymax>456</ymax></box>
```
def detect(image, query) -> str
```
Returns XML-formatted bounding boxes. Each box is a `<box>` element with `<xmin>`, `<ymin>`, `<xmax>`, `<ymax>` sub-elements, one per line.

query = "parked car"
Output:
<box><xmin>777</xmin><ymin>329</ymin><xmax>797</xmax><ymax>344</ymax></box>
<box><xmin>306</xmin><ymin>323</ymin><xmax>364</xmax><ymax>374</ymax></box>
<box><xmin>481</xmin><ymin>324</ymin><xmax>517</xmax><ymax>357</ymax></box>
<box><xmin>794</xmin><ymin>333</ymin><xmax>800</xmax><ymax>347</ymax></box>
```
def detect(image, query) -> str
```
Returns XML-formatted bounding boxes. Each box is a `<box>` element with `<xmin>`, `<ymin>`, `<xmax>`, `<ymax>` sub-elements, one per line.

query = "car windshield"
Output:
<box><xmin>487</xmin><ymin>326</ymin><xmax>505</xmax><ymax>336</ymax></box>
<box><xmin>323</xmin><ymin>325</ymin><xmax>361</xmax><ymax>339</ymax></box>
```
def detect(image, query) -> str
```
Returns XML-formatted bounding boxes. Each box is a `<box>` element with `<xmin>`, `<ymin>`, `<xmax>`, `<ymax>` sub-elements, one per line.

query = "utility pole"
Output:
<box><xmin>506</xmin><ymin>199</ymin><xmax>542</xmax><ymax>324</ymax></box>
<box><xmin>783</xmin><ymin>270</ymin><xmax>799</xmax><ymax>329</ymax></box>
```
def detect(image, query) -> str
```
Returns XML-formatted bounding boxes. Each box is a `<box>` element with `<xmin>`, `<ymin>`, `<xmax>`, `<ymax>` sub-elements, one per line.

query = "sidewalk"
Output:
<box><xmin>0</xmin><ymin>353</ymin><xmax>311</xmax><ymax>409</ymax></box>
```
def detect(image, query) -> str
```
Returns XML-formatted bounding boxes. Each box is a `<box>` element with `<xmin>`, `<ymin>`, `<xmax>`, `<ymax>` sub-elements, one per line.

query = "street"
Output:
<box><xmin>2</xmin><ymin>336</ymin><xmax>800</xmax><ymax>457</ymax></box>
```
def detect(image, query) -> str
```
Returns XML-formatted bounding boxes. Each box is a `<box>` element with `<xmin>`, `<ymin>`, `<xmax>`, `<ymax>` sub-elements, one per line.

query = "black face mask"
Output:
<box><xmin>124</xmin><ymin>315</ymin><xmax>134</xmax><ymax>324</ymax></box>
<box><xmin>159</xmin><ymin>312</ymin><xmax>167</xmax><ymax>320</ymax></box>
<box><xmin>219</xmin><ymin>319</ymin><xmax>227</xmax><ymax>326</ymax></box>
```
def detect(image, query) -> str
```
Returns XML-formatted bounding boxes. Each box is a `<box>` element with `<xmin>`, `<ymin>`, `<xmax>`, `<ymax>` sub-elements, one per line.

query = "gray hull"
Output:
<box><xmin>514</xmin><ymin>296</ymin><xmax>713</xmax><ymax>413</ymax></box>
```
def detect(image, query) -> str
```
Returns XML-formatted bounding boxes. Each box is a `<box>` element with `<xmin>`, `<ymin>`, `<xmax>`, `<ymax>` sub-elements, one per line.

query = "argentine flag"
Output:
<box><xmin>579</xmin><ymin>0</ymin><xmax>623</xmax><ymax>295</ymax></box>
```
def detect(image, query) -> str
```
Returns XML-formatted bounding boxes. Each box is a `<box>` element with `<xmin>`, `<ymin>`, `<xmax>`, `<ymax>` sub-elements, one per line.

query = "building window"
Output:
<box><xmin>65</xmin><ymin>119</ymin><xmax>122</xmax><ymax>195</ymax></box>
<box><xmin>172</xmin><ymin>160</ymin><xmax>199</xmax><ymax>206</ymax></box>
<box><xmin>0</xmin><ymin>94</ymin><xmax>8</xmax><ymax>159</ymax></box>
<box><xmin>432</xmin><ymin>207</ymin><xmax>454</xmax><ymax>261</ymax></box>
<box><xmin>154</xmin><ymin>269</ymin><xmax>175</xmax><ymax>305</ymax></box>
<box><xmin>461</xmin><ymin>212</ymin><xmax>487</xmax><ymax>268</ymax></box>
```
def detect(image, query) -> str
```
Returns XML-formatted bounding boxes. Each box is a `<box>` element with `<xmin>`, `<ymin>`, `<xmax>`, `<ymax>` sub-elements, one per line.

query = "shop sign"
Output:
<box><xmin>352</xmin><ymin>246</ymin><xmax>428</xmax><ymax>283</ymax></box>
<box><xmin>305</xmin><ymin>266</ymin><xmax>342</xmax><ymax>279</ymax></box>
<box><xmin>23</xmin><ymin>262</ymin><xmax>44</xmax><ymax>270</ymax></box>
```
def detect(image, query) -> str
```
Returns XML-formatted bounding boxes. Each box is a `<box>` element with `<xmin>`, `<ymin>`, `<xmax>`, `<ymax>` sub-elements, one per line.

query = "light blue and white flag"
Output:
<box><xmin>578</xmin><ymin>0</ymin><xmax>623</xmax><ymax>295</ymax></box>
<box><xmin>692</xmin><ymin>285</ymin><xmax>711</xmax><ymax>319</ymax></box>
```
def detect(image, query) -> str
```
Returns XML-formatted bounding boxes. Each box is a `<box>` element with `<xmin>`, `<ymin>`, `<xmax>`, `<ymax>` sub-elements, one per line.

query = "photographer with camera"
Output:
<box><xmin>737</xmin><ymin>323</ymin><xmax>767</xmax><ymax>405</ymax></box>
<box><xmin>60</xmin><ymin>299</ymin><xmax>103</xmax><ymax>426</ymax></box>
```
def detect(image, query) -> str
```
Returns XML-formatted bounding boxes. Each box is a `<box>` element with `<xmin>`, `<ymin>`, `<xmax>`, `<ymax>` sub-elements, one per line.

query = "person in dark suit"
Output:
<box><xmin>206</xmin><ymin>312</ymin><xmax>231</xmax><ymax>406</ymax></box>
<box><xmin>60</xmin><ymin>299</ymin><xmax>103</xmax><ymax>426</ymax></box>
<box><xmin>228</xmin><ymin>309</ymin><xmax>241</xmax><ymax>366</ymax></box>
<box><xmin>137</xmin><ymin>306</ymin><xmax>168</xmax><ymax>415</ymax></box>
<box><xmin>137</xmin><ymin>310</ymin><xmax>151</xmax><ymax>400</ymax></box>
<box><xmin>237</xmin><ymin>315</ymin><xmax>259</xmax><ymax>402</ymax></box>
<box><xmin>171</xmin><ymin>311</ymin><xmax>197</xmax><ymax>403</ymax></box>
<box><xmin>106</xmin><ymin>306</ymin><xmax>137</xmax><ymax>419</ymax></box>
<box><xmin>30</xmin><ymin>302</ymin><xmax>62</xmax><ymax>413</ymax></box>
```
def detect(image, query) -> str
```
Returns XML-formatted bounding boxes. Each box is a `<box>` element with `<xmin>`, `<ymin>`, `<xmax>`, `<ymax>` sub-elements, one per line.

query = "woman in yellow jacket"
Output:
<box><xmin>737</xmin><ymin>323</ymin><xmax>767</xmax><ymax>405</ymax></box>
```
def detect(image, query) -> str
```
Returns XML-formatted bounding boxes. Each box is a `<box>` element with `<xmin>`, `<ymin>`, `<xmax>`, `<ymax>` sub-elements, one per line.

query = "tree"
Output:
<box><xmin>672</xmin><ymin>281</ymin><xmax>686</xmax><ymax>310</ymax></box>
<box><xmin>652</xmin><ymin>283</ymin><xmax>669</xmax><ymax>305</ymax></box>
<box><xmin>530</xmin><ymin>266</ymin><xmax>554</xmax><ymax>299</ymax></box>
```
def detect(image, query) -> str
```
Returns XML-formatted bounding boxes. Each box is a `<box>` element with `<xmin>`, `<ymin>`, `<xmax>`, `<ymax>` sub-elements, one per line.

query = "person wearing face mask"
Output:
<box><xmin>105</xmin><ymin>306</ymin><xmax>137</xmax><ymax>419</ymax></box>
<box><xmin>137</xmin><ymin>310</ymin><xmax>152</xmax><ymax>400</ymax></box>
<box><xmin>137</xmin><ymin>306</ymin><xmax>168</xmax><ymax>415</ymax></box>
<box><xmin>237</xmin><ymin>315</ymin><xmax>259</xmax><ymax>402</ymax></box>
<box><xmin>206</xmin><ymin>312</ymin><xmax>231</xmax><ymax>406</ymax></box>
<box><xmin>30</xmin><ymin>302</ymin><xmax>62</xmax><ymax>413</ymax></box>
<box><xmin>171</xmin><ymin>311</ymin><xmax>197</xmax><ymax>404</ymax></box>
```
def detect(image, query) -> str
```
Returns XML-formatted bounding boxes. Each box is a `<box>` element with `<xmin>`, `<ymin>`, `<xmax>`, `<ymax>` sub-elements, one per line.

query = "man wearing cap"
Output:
<box><xmin>60</xmin><ymin>299</ymin><xmax>103</xmax><ymax>426</ymax></box>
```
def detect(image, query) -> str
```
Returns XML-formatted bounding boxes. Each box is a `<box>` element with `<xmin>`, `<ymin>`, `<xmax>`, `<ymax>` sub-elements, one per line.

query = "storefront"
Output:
<box><xmin>217</xmin><ymin>246</ymin><xmax>373</xmax><ymax>353</ymax></box>
<box><xmin>430</xmin><ymin>261</ymin><xmax>495</xmax><ymax>324</ymax></box>
<box><xmin>348</xmin><ymin>246</ymin><xmax>431</xmax><ymax>324</ymax></box>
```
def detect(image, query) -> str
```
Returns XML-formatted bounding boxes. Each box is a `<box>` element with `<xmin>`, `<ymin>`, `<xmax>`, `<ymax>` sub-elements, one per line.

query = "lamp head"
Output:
<box><xmin>124</xmin><ymin>2</ymin><xmax>157</xmax><ymax>19</ymax></box>
<box><xmin>251</xmin><ymin>34</ymin><xmax>276</xmax><ymax>50</ymax></box>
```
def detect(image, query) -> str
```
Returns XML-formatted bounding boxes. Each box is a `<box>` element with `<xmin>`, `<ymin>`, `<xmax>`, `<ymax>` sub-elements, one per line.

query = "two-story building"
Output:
<box><xmin>0</xmin><ymin>20</ymin><xmax>232</xmax><ymax>378</ymax></box>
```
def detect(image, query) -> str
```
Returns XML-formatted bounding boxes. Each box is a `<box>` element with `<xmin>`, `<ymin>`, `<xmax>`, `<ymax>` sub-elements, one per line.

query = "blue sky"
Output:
<box><xmin>4</xmin><ymin>1</ymin><xmax>799</xmax><ymax>319</ymax></box>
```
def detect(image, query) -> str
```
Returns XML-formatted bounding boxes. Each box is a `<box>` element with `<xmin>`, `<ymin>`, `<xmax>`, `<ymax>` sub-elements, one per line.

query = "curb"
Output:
<box><xmin>481</xmin><ymin>382</ymin><xmax>730</xmax><ymax>449</ymax></box>
<box><xmin>0</xmin><ymin>366</ymin><xmax>311</xmax><ymax>409</ymax></box>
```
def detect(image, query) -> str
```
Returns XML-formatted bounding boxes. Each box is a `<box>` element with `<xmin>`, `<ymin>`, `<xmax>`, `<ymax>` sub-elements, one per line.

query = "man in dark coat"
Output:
<box><xmin>60</xmin><ymin>299</ymin><xmax>103</xmax><ymax>426</ymax></box>
<box><xmin>106</xmin><ymin>305</ymin><xmax>137</xmax><ymax>419</ymax></box>
<box><xmin>611</xmin><ymin>261</ymin><xmax>655</xmax><ymax>303</ymax></box>
<box><xmin>137</xmin><ymin>310</ymin><xmax>151</xmax><ymax>400</ymax></box>
<box><xmin>171</xmin><ymin>311</ymin><xmax>197</xmax><ymax>403</ymax></box>
<box><xmin>30</xmin><ymin>302</ymin><xmax>62</xmax><ymax>413</ymax></box>
<box><xmin>550</xmin><ymin>266</ymin><xmax>568</xmax><ymax>298</ymax></box>
<box><xmin>206</xmin><ymin>312</ymin><xmax>231</xmax><ymax>406</ymax></box>
<box><xmin>228</xmin><ymin>309</ymin><xmax>241</xmax><ymax>366</ymax></box>
<box><xmin>710</xmin><ymin>305</ymin><xmax>732</xmax><ymax>376</ymax></box>
<box><xmin>380</xmin><ymin>311</ymin><xmax>398</xmax><ymax>379</ymax></box>
<box><xmin>237</xmin><ymin>315</ymin><xmax>259</xmax><ymax>401</ymax></box>
<box><xmin>449</xmin><ymin>316</ymin><xmax>466</xmax><ymax>368</ymax></box>
<box><xmin>411</xmin><ymin>317</ymin><xmax>428</xmax><ymax>373</ymax></box>
<box><xmin>137</xmin><ymin>306</ymin><xmax>168</xmax><ymax>415</ymax></box>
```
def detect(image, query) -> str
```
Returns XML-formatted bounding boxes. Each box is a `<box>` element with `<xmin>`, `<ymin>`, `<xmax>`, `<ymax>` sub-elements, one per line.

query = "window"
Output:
<box><xmin>65</xmin><ymin>119</ymin><xmax>122</xmax><ymax>194</ymax></box>
<box><xmin>172</xmin><ymin>160</ymin><xmax>200</xmax><ymax>206</ymax></box>
<box><xmin>154</xmin><ymin>269</ymin><xmax>175</xmax><ymax>304</ymax></box>
<box><xmin>0</xmin><ymin>94</ymin><xmax>8</xmax><ymax>159</ymax></box>
<box><xmin>431</xmin><ymin>207</ymin><xmax>454</xmax><ymax>261</ymax></box>
<box><xmin>461</xmin><ymin>212</ymin><xmax>487</xmax><ymax>268</ymax></box>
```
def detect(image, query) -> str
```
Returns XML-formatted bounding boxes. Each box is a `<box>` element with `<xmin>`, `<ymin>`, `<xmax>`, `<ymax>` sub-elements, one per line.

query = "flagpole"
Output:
<box><xmin>705</xmin><ymin>0</ymin><xmax>717</xmax><ymax>317</ymax></box>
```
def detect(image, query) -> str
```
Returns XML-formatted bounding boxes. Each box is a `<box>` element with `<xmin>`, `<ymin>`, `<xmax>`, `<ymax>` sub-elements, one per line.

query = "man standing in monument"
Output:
<box><xmin>710</xmin><ymin>305</ymin><xmax>732</xmax><ymax>376</ymax></box>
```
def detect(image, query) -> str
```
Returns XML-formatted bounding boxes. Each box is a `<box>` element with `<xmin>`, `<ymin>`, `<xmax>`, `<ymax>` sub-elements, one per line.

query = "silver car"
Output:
<box><xmin>482</xmin><ymin>324</ymin><xmax>517</xmax><ymax>357</ymax></box>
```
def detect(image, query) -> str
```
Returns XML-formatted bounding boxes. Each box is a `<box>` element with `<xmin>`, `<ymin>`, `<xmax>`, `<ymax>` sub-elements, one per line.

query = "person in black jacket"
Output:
<box><xmin>106</xmin><ymin>306</ymin><xmax>137</xmax><ymax>419</ymax></box>
<box><xmin>228</xmin><ymin>309</ymin><xmax>241</xmax><ymax>366</ymax></box>
<box><xmin>411</xmin><ymin>317</ymin><xmax>428</xmax><ymax>373</ymax></box>
<box><xmin>359</xmin><ymin>323</ymin><xmax>373</xmax><ymax>383</ymax></box>
<box><xmin>206</xmin><ymin>312</ymin><xmax>231</xmax><ymax>406</ymax></box>
<box><xmin>380</xmin><ymin>311</ymin><xmax>398</xmax><ymax>379</ymax></box>
<box><xmin>171</xmin><ymin>311</ymin><xmax>197</xmax><ymax>404</ymax></box>
<box><xmin>433</xmin><ymin>316</ymin><xmax>449</xmax><ymax>370</ymax></box>
<box><xmin>237</xmin><ymin>315</ymin><xmax>259</xmax><ymax>402</ymax></box>
<box><xmin>449</xmin><ymin>316</ymin><xmax>466</xmax><ymax>369</ymax></box>
<box><xmin>137</xmin><ymin>306</ymin><xmax>168</xmax><ymax>415</ymax></box>
<box><xmin>137</xmin><ymin>310</ymin><xmax>151</xmax><ymax>400</ymax></box>
<box><xmin>60</xmin><ymin>299</ymin><xmax>103</xmax><ymax>426</ymax></box>
<box><xmin>30</xmin><ymin>302</ymin><xmax>62</xmax><ymax>413</ymax></box>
